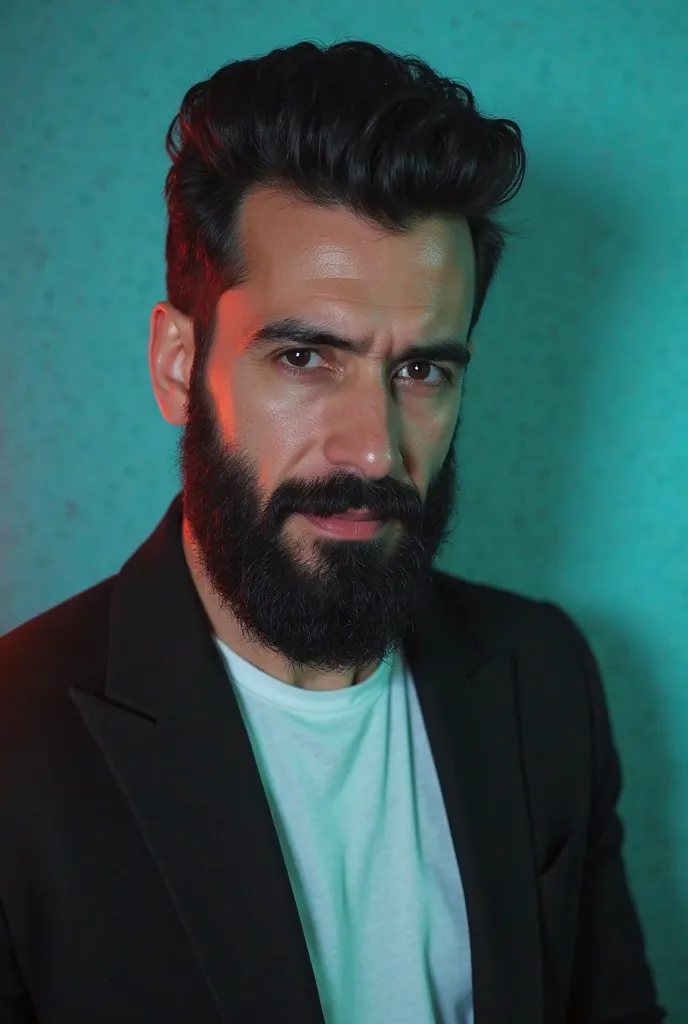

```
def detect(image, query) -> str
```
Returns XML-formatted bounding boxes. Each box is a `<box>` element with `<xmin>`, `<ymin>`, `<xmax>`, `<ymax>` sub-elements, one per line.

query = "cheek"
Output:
<box><xmin>263</xmin><ymin>398</ymin><xmax>321</xmax><ymax>460</ymax></box>
<box><xmin>403</xmin><ymin>402</ymin><xmax>458</xmax><ymax>487</ymax></box>
<box><xmin>227</xmin><ymin>371</ymin><xmax>323</xmax><ymax>487</ymax></box>
<box><xmin>205</xmin><ymin>355</ymin><xmax>239</xmax><ymax>443</ymax></box>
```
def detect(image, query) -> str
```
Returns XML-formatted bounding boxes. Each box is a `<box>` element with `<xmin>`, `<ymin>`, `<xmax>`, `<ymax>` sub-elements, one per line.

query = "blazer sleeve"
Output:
<box><xmin>556</xmin><ymin>608</ymin><xmax>666</xmax><ymax>1023</ymax></box>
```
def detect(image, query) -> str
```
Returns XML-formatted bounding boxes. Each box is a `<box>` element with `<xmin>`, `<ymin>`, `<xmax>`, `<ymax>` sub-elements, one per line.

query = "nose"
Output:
<box><xmin>322</xmin><ymin>379</ymin><xmax>400</xmax><ymax>479</ymax></box>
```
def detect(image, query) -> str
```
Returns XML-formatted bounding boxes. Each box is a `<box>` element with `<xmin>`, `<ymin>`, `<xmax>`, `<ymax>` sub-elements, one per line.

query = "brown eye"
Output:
<box><xmin>395</xmin><ymin>361</ymin><xmax>449</xmax><ymax>386</ymax></box>
<box><xmin>284</xmin><ymin>349</ymin><xmax>313</xmax><ymax>367</ymax></box>
<box><xmin>278</xmin><ymin>349</ymin><xmax>326</xmax><ymax>372</ymax></box>
<box><xmin>407</xmin><ymin>361</ymin><xmax>432</xmax><ymax>380</ymax></box>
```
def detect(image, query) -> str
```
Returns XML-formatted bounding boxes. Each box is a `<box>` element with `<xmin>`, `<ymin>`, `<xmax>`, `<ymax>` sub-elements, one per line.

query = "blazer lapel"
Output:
<box><xmin>71</xmin><ymin>497</ymin><xmax>544</xmax><ymax>1023</ymax></box>
<box><xmin>405</xmin><ymin>578</ymin><xmax>544</xmax><ymax>1024</ymax></box>
<box><xmin>70</xmin><ymin>499</ymin><xmax>325</xmax><ymax>1024</ymax></box>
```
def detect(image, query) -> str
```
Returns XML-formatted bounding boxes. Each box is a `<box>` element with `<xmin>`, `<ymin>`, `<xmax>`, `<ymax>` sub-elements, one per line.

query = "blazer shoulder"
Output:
<box><xmin>432</xmin><ymin>569</ymin><xmax>543</xmax><ymax>615</ymax></box>
<box><xmin>431</xmin><ymin>569</ymin><xmax>589</xmax><ymax>660</ymax></box>
<box><xmin>0</xmin><ymin>577</ymin><xmax>114</xmax><ymax>708</ymax></box>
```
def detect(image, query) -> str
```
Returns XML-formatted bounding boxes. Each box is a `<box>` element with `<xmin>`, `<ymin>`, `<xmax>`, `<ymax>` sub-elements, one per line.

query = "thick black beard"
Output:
<box><xmin>180</xmin><ymin>369</ymin><xmax>460</xmax><ymax>672</ymax></box>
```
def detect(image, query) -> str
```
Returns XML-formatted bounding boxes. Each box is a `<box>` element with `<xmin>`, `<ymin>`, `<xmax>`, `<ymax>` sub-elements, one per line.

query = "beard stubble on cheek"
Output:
<box><xmin>179</xmin><ymin>367</ymin><xmax>460</xmax><ymax>671</ymax></box>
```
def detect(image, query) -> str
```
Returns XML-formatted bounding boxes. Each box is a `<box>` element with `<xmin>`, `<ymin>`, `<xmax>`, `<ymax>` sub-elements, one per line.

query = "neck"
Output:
<box><xmin>181</xmin><ymin>518</ymin><xmax>378</xmax><ymax>691</ymax></box>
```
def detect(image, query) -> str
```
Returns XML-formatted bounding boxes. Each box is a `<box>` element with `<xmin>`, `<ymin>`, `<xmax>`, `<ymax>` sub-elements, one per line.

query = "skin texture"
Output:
<box><xmin>149</xmin><ymin>186</ymin><xmax>476</xmax><ymax>690</ymax></box>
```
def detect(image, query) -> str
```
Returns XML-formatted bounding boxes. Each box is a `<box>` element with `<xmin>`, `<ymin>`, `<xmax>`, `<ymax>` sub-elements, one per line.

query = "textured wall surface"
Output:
<box><xmin>1</xmin><ymin>0</ymin><xmax>687</xmax><ymax>1013</ymax></box>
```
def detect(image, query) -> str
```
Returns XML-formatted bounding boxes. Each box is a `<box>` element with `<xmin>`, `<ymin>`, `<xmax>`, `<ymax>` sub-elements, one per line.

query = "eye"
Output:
<box><xmin>395</xmin><ymin>361</ymin><xmax>452</xmax><ymax>387</ymax></box>
<box><xmin>278</xmin><ymin>348</ymin><xmax>326</xmax><ymax>372</ymax></box>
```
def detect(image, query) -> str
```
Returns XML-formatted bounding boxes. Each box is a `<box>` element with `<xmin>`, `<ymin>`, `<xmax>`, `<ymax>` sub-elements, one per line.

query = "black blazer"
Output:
<box><xmin>0</xmin><ymin>498</ymin><xmax>665</xmax><ymax>1023</ymax></box>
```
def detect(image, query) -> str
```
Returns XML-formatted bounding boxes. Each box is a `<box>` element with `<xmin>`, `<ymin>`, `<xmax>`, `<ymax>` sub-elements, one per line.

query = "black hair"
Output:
<box><xmin>164</xmin><ymin>39</ymin><xmax>526</xmax><ymax>357</ymax></box>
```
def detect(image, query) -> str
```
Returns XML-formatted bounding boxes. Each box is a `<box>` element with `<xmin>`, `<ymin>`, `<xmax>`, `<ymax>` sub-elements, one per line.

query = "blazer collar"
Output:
<box><xmin>71</xmin><ymin>496</ymin><xmax>544</xmax><ymax>1023</ymax></box>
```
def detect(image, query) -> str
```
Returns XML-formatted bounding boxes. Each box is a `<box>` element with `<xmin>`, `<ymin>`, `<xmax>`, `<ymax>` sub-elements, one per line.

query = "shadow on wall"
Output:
<box><xmin>446</xmin><ymin>162</ymin><xmax>686</xmax><ymax>1013</ymax></box>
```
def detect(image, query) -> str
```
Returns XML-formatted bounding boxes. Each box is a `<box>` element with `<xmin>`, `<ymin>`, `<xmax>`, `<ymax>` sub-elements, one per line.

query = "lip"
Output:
<box><xmin>301</xmin><ymin>513</ymin><xmax>387</xmax><ymax>540</ymax></box>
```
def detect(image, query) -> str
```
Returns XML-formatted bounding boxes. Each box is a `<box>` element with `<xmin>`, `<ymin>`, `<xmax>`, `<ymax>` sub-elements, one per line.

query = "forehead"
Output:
<box><xmin>229</xmin><ymin>187</ymin><xmax>475</xmax><ymax>336</ymax></box>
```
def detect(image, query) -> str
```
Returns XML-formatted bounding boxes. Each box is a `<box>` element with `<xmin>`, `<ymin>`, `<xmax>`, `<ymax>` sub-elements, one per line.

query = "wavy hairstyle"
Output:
<box><xmin>164</xmin><ymin>40</ymin><xmax>526</xmax><ymax>358</ymax></box>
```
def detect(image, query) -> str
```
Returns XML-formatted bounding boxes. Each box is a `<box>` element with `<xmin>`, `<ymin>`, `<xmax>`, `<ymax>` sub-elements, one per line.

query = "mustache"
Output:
<box><xmin>264</xmin><ymin>472</ymin><xmax>424</xmax><ymax>532</ymax></box>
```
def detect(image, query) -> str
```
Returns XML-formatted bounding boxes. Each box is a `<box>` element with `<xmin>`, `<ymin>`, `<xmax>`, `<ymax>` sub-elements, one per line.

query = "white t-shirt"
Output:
<box><xmin>216</xmin><ymin>639</ymin><xmax>474</xmax><ymax>1024</ymax></box>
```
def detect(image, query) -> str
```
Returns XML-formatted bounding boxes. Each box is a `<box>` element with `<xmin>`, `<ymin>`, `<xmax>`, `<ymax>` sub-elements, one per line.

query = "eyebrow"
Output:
<box><xmin>247</xmin><ymin>316</ymin><xmax>472</xmax><ymax>369</ymax></box>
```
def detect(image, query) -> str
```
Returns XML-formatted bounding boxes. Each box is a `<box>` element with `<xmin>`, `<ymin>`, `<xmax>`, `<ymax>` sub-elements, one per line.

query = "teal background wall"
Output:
<box><xmin>1</xmin><ymin>0</ymin><xmax>687</xmax><ymax>1014</ymax></box>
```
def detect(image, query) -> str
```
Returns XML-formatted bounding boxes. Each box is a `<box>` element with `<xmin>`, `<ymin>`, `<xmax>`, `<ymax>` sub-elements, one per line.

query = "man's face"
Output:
<box><xmin>181</xmin><ymin>188</ymin><xmax>475</xmax><ymax>671</ymax></box>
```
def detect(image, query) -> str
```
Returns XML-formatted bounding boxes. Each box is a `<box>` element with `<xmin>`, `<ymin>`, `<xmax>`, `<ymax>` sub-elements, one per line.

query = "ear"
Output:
<box><xmin>148</xmin><ymin>302</ymin><xmax>195</xmax><ymax>426</ymax></box>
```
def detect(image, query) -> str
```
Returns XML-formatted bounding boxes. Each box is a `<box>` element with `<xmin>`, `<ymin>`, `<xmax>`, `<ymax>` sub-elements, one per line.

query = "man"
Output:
<box><xmin>0</xmin><ymin>39</ymin><xmax>664</xmax><ymax>1024</ymax></box>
